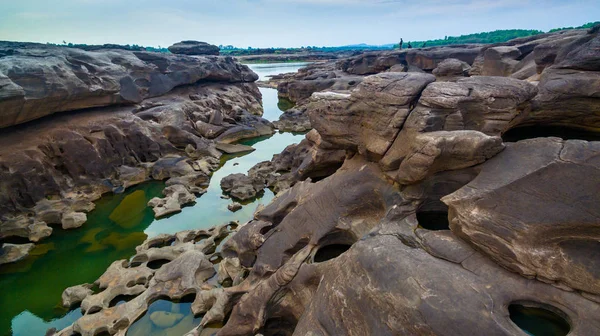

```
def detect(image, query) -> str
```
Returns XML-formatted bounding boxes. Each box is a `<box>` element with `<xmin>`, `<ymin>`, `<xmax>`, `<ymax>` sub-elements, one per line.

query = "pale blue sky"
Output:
<box><xmin>0</xmin><ymin>0</ymin><xmax>598</xmax><ymax>48</ymax></box>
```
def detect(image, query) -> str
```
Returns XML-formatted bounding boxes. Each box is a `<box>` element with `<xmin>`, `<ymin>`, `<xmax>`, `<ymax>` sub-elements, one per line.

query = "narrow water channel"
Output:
<box><xmin>0</xmin><ymin>62</ymin><xmax>310</xmax><ymax>336</ymax></box>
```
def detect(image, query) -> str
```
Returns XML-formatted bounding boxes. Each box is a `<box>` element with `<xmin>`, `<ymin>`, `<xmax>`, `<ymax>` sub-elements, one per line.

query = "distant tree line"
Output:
<box><xmin>46</xmin><ymin>21</ymin><xmax>599</xmax><ymax>55</ymax></box>
<box><xmin>548</xmin><ymin>21</ymin><xmax>600</xmax><ymax>33</ymax></box>
<box><xmin>46</xmin><ymin>42</ymin><xmax>170</xmax><ymax>53</ymax></box>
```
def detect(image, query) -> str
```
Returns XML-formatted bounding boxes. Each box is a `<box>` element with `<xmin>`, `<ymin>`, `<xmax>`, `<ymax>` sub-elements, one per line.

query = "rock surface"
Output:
<box><xmin>0</xmin><ymin>42</ymin><xmax>265</xmax><ymax>242</ymax></box>
<box><xmin>0</xmin><ymin>41</ymin><xmax>254</xmax><ymax>128</ymax></box>
<box><xmin>47</xmin><ymin>25</ymin><xmax>600</xmax><ymax>336</ymax></box>
<box><xmin>0</xmin><ymin>243</ymin><xmax>34</xmax><ymax>265</ymax></box>
<box><xmin>167</xmin><ymin>41</ymin><xmax>220</xmax><ymax>56</ymax></box>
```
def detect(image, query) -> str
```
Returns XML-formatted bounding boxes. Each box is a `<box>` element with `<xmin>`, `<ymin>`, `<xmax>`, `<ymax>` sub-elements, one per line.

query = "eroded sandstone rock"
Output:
<box><xmin>443</xmin><ymin>138</ymin><xmax>600</xmax><ymax>295</ymax></box>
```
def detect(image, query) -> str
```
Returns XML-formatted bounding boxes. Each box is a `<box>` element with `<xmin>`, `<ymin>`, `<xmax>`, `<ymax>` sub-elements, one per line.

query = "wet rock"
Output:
<box><xmin>148</xmin><ymin>184</ymin><xmax>196</xmax><ymax>218</ymax></box>
<box><xmin>220</xmin><ymin>173</ymin><xmax>263</xmax><ymax>201</ymax></box>
<box><xmin>0</xmin><ymin>243</ymin><xmax>34</xmax><ymax>265</ymax></box>
<box><xmin>215</xmin><ymin>142</ymin><xmax>255</xmax><ymax>154</ymax></box>
<box><xmin>227</xmin><ymin>203</ymin><xmax>242</xmax><ymax>212</ymax></box>
<box><xmin>55</xmin><ymin>225</ymin><xmax>230</xmax><ymax>336</ymax></box>
<box><xmin>117</xmin><ymin>166</ymin><xmax>148</xmax><ymax>189</ymax></box>
<box><xmin>272</xmin><ymin>107</ymin><xmax>312</xmax><ymax>132</ymax></box>
<box><xmin>167</xmin><ymin>41</ymin><xmax>220</xmax><ymax>56</ymax></box>
<box><xmin>0</xmin><ymin>216</ymin><xmax>53</xmax><ymax>242</ymax></box>
<box><xmin>61</xmin><ymin>212</ymin><xmax>87</xmax><ymax>230</ymax></box>
<box><xmin>62</xmin><ymin>284</ymin><xmax>94</xmax><ymax>308</ymax></box>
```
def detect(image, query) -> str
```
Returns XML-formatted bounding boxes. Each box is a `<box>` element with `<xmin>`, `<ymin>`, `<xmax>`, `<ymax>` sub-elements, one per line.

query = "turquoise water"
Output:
<box><xmin>0</xmin><ymin>63</ymin><xmax>308</xmax><ymax>336</ymax></box>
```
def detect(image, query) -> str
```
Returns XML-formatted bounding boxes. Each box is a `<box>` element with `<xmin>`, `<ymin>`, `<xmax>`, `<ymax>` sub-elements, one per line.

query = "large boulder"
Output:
<box><xmin>521</xmin><ymin>27</ymin><xmax>600</xmax><ymax>130</ymax></box>
<box><xmin>381</xmin><ymin>76</ymin><xmax>538</xmax><ymax>181</ymax></box>
<box><xmin>309</xmin><ymin>72</ymin><xmax>436</xmax><ymax>159</ymax></box>
<box><xmin>167</xmin><ymin>41</ymin><xmax>220</xmax><ymax>56</ymax></box>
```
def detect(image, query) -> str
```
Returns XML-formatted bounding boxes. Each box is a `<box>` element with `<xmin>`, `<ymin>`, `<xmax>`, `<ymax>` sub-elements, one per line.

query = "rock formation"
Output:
<box><xmin>168</xmin><ymin>41</ymin><xmax>220</xmax><ymax>56</ymax></box>
<box><xmin>41</xmin><ymin>25</ymin><xmax>600</xmax><ymax>336</ymax></box>
<box><xmin>0</xmin><ymin>41</ymin><xmax>267</xmax><ymax>247</ymax></box>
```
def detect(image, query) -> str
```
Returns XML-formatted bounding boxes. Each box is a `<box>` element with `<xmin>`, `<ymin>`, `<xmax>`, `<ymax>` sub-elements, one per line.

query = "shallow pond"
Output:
<box><xmin>0</xmin><ymin>62</ymin><xmax>309</xmax><ymax>336</ymax></box>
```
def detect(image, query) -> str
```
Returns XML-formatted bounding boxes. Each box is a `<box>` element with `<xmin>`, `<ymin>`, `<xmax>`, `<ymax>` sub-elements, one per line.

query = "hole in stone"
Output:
<box><xmin>126</xmin><ymin>296</ymin><xmax>201</xmax><ymax>336</ymax></box>
<box><xmin>146</xmin><ymin>259</ymin><xmax>171</xmax><ymax>270</ymax></box>
<box><xmin>0</xmin><ymin>236</ymin><xmax>32</xmax><ymax>245</ymax></box>
<box><xmin>313</xmin><ymin>244</ymin><xmax>352</xmax><ymax>263</ymax></box>
<box><xmin>194</xmin><ymin>234</ymin><xmax>211</xmax><ymax>243</ymax></box>
<box><xmin>109</xmin><ymin>295</ymin><xmax>137</xmax><ymax>307</ymax></box>
<box><xmin>94</xmin><ymin>330</ymin><xmax>111</xmax><ymax>336</ymax></box>
<box><xmin>260</xmin><ymin>224</ymin><xmax>273</xmax><ymax>235</ymax></box>
<box><xmin>147</xmin><ymin>237</ymin><xmax>175</xmax><ymax>249</ymax></box>
<box><xmin>261</xmin><ymin>316</ymin><xmax>297</xmax><ymax>336</ymax></box>
<box><xmin>508</xmin><ymin>302</ymin><xmax>571</xmax><ymax>336</ymax></box>
<box><xmin>87</xmin><ymin>306</ymin><xmax>102</xmax><ymax>314</ymax></box>
<box><xmin>416</xmin><ymin>210</ymin><xmax>449</xmax><ymax>231</ymax></box>
<box><xmin>502</xmin><ymin>125</ymin><xmax>600</xmax><ymax>142</ymax></box>
<box><xmin>209</xmin><ymin>254</ymin><xmax>223</xmax><ymax>264</ymax></box>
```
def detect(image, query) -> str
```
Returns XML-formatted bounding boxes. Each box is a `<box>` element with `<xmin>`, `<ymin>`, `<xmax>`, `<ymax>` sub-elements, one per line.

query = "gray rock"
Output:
<box><xmin>167</xmin><ymin>41</ymin><xmax>220</xmax><ymax>56</ymax></box>
<box><xmin>0</xmin><ymin>243</ymin><xmax>34</xmax><ymax>265</ymax></box>
<box><xmin>227</xmin><ymin>203</ymin><xmax>243</xmax><ymax>212</ymax></box>
<box><xmin>61</xmin><ymin>212</ymin><xmax>87</xmax><ymax>230</ymax></box>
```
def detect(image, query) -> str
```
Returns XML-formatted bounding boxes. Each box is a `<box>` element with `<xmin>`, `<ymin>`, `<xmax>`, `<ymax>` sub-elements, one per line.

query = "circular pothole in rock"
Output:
<box><xmin>416</xmin><ymin>211</ymin><xmax>449</xmax><ymax>231</ymax></box>
<box><xmin>109</xmin><ymin>294</ymin><xmax>138</xmax><ymax>308</ymax></box>
<box><xmin>126</xmin><ymin>296</ymin><xmax>201</xmax><ymax>336</ymax></box>
<box><xmin>508</xmin><ymin>302</ymin><xmax>571</xmax><ymax>336</ymax></box>
<box><xmin>313</xmin><ymin>244</ymin><xmax>352</xmax><ymax>263</ymax></box>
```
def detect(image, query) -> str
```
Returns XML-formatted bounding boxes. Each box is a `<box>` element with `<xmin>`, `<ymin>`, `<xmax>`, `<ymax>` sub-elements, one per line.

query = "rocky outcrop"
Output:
<box><xmin>443</xmin><ymin>138</ymin><xmax>600</xmax><ymax>295</ymax></box>
<box><xmin>56</xmin><ymin>26</ymin><xmax>600</xmax><ymax>336</ymax></box>
<box><xmin>0</xmin><ymin>42</ymin><xmax>266</xmax><ymax>242</ymax></box>
<box><xmin>54</xmin><ymin>223</ymin><xmax>234</xmax><ymax>336</ymax></box>
<box><xmin>0</xmin><ymin>42</ymin><xmax>255</xmax><ymax>128</ymax></box>
<box><xmin>167</xmin><ymin>41</ymin><xmax>220</xmax><ymax>56</ymax></box>
<box><xmin>309</xmin><ymin>72</ymin><xmax>436</xmax><ymax>159</ymax></box>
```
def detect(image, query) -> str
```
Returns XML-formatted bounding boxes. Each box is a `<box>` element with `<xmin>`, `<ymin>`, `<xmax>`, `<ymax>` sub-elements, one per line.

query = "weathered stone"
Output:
<box><xmin>309</xmin><ymin>72</ymin><xmax>436</xmax><ymax>158</ymax></box>
<box><xmin>167</xmin><ymin>41</ymin><xmax>220</xmax><ymax>56</ymax></box>
<box><xmin>0</xmin><ymin>243</ymin><xmax>34</xmax><ymax>265</ymax></box>
<box><xmin>148</xmin><ymin>184</ymin><xmax>196</xmax><ymax>218</ymax></box>
<box><xmin>227</xmin><ymin>203</ymin><xmax>243</xmax><ymax>212</ymax></box>
<box><xmin>432</xmin><ymin>58</ymin><xmax>471</xmax><ymax>81</ymax></box>
<box><xmin>61</xmin><ymin>212</ymin><xmax>87</xmax><ymax>230</ymax></box>
<box><xmin>62</xmin><ymin>284</ymin><xmax>94</xmax><ymax>308</ymax></box>
<box><xmin>0</xmin><ymin>42</ymin><xmax>256</xmax><ymax>128</ymax></box>
<box><xmin>443</xmin><ymin>138</ymin><xmax>600</xmax><ymax>295</ymax></box>
<box><xmin>215</xmin><ymin>142</ymin><xmax>255</xmax><ymax>154</ymax></box>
